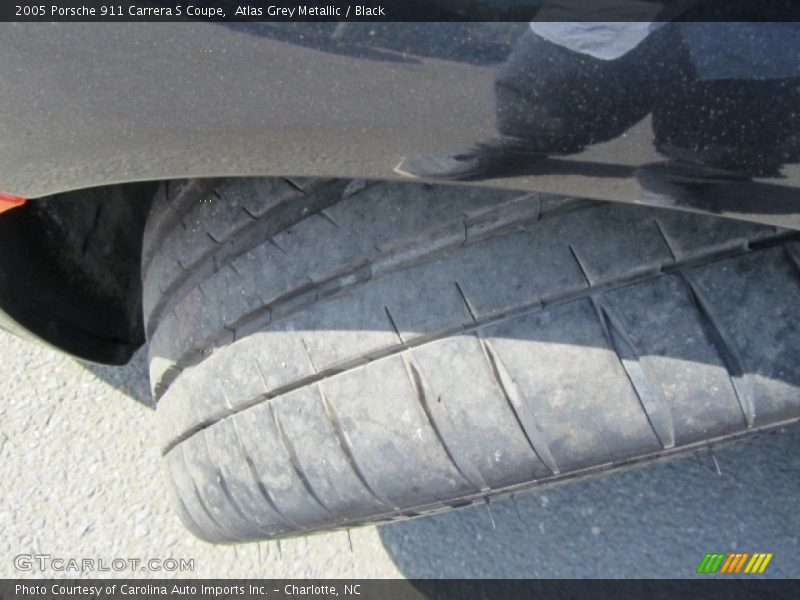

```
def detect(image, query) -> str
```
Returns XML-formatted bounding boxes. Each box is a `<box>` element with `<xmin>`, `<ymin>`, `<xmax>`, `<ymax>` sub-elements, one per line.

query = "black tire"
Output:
<box><xmin>144</xmin><ymin>177</ymin><xmax>800</xmax><ymax>542</ymax></box>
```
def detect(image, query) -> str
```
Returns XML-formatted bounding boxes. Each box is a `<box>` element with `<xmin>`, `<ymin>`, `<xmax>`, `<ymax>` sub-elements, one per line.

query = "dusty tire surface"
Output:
<box><xmin>143</xmin><ymin>177</ymin><xmax>800</xmax><ymax>542</ymax></box>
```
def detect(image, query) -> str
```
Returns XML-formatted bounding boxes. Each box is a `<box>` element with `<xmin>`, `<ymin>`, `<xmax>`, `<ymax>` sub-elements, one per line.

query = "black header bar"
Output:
<box><xmin>2</xmin><ymin>0</ymin><xmax>800</xmax><ymax>22</ymax></box>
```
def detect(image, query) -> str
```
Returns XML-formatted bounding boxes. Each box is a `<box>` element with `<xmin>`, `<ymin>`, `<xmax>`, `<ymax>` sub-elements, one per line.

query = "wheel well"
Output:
<box><xmin>0</xmin><ymin>182</ymin><xmax>158</xmax><ymax>364</ymax></box>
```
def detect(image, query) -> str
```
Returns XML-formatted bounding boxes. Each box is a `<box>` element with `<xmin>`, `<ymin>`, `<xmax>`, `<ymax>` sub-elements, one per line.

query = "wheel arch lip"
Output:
<box><xmin>0</xmin><ymin>193</ymin><xmax>26</xmax><ymax>215</ymax></box>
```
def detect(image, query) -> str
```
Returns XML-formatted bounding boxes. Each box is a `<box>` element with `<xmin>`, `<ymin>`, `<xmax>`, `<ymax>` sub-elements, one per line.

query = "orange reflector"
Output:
<box><xmin>0</xmin><ymin>192</ymin><xmax>27</xmax><ymax>214</ymax></box>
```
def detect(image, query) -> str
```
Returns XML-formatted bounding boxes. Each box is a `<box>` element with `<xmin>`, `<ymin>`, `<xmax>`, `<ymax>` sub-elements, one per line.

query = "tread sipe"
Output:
<box><xmin>143</xmin><ymin>177</ymin><xmax>800</xmax><ymax>542</ymax></box>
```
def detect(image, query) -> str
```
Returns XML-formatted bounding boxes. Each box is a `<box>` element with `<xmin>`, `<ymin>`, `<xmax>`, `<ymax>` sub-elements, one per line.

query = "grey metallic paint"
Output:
<box><xmin>2</xmin><ymin>22</ymin><xmax>798</xmax><ymax>229</ymax></box>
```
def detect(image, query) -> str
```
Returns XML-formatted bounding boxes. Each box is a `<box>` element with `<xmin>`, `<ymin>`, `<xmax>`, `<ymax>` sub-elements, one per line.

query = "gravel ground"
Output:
<box><xmin>1</xmin><ymin>329</ymin><xmax>798</xmax><ymax>579</ymax></box>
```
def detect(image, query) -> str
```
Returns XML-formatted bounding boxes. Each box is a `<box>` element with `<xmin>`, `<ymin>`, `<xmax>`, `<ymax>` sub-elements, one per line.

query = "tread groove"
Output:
<box><xmin>215</xmin><ymin>468</ymin><xmax>253</xmax><ymax>526</ymax></box>
<box><xmin>478</xmin><ymin>337</ymin><xmax>560</xmax><ymax>475</ymax></box>
<box><xmin>166</xmin><ymin>448</ymin><xmax>212</xmax><ymax>538</ymax></box>
<box><xmin>160</xmin><ymin>238</ymin><xmax>800</xmax><ymax>449</ymax></box>
<box><xmin>269</xmin><ymin>404</ymin><xmax>333</xmax><ymax>515</ymax></box>
<box><xmin>230</xmin><ymin>418</ymin><xmax>301</xmax><ymax>530</ymax></box>
<box><xmin>180</xmin><ymin>446</ymin><xmax>229</xmax><ymax>537</ymax></box>
<box><xmin>402</xmin><ymin>354</ymin><xmax>488</xmax><ymax>492</ymax></box>
<box><xmin>680</xmin><ymin>271</ymin><xmax>756</xmax><ymax>428</ymax></box>
<box><xmin>568</xmin><ymin>244</ymin><xmax>591</xmax><ymax>286</ymax></box>
<box><xmin>317</xmin><ymin>383</ymin><xmax>398</xmax><ymax>510</ymax></box>
<box><xmin>142</xmin><ymin>179</ymin><xmax>220</xmax><ymax>274</ymax></box>
<box><xmin>240</xmin><ymin>205</ymin><xmax>260</xmax><ymax>220</ymax></box>
<box><xmin>144</xmin><ymin>180</ymin><xmax>344</xmax><ymax>340</ymax></box>
<box><xmin>267</xmin><ymin>237</ymin><xmax>289</xmax><ymax>255</ymax></box>
<box><xmin>175</xmin><ymin>495</ymin><xmax>207</xmax><ymax>539</ymax></box>
<box><xmin>318</xmin><ymin>209</ymin><xmax>342</xmax><ymax>229</ymax></box>
<box><xmin>653</xmin><ymin>218</ymin><xmax>678</xmax><ymax>263</ymax></box>
<box><xmin>454</xmin><ymin>281</ymin><xmax>478</xmax><ymax>322</ymax></box>
<box><xmin>593</xmin><ymin>297</ymin><xmax>676</xmax><ymax>449</ymax></box>
<box><xmin>383</xmin><ymin>306</ymin><xmax>403</xmax><ymax>343</ymax></box>
<box><xmin>191</xmin><ymin>479</ymin><xmax>227</xmax><ymax>535</ymax></box>
<box><xmin>300</xmin><ymin>338</ymin><xmax>319</xmax><ymax>374</ymax></box>
<box><xmin>253</xmin><ymin>359</ymin><xmax>270</xmax><ymax>392</ymax></box>
<box><xmin>282</xmin><ymin>178</ymin><xmax>309</xmax><ymax>194</ymax></box>
<box><xmin>229</xmin><ymin>259</ymin><xmax>246</xmax><ymax>278</ymax></box>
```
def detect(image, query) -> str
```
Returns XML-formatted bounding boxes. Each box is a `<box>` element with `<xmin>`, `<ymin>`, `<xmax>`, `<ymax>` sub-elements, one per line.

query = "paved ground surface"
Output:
<box><xmin>1</xmin><ymin>328</ymin><xmax>798</xmax><ymax>579</ymax></box>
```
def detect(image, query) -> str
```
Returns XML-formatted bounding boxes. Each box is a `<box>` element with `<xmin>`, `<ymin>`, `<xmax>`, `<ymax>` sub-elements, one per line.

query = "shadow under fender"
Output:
<box><xmin>0</xmin><ymin>182</ymin><xmax>156</xmax><ymax>364</ymax></box>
